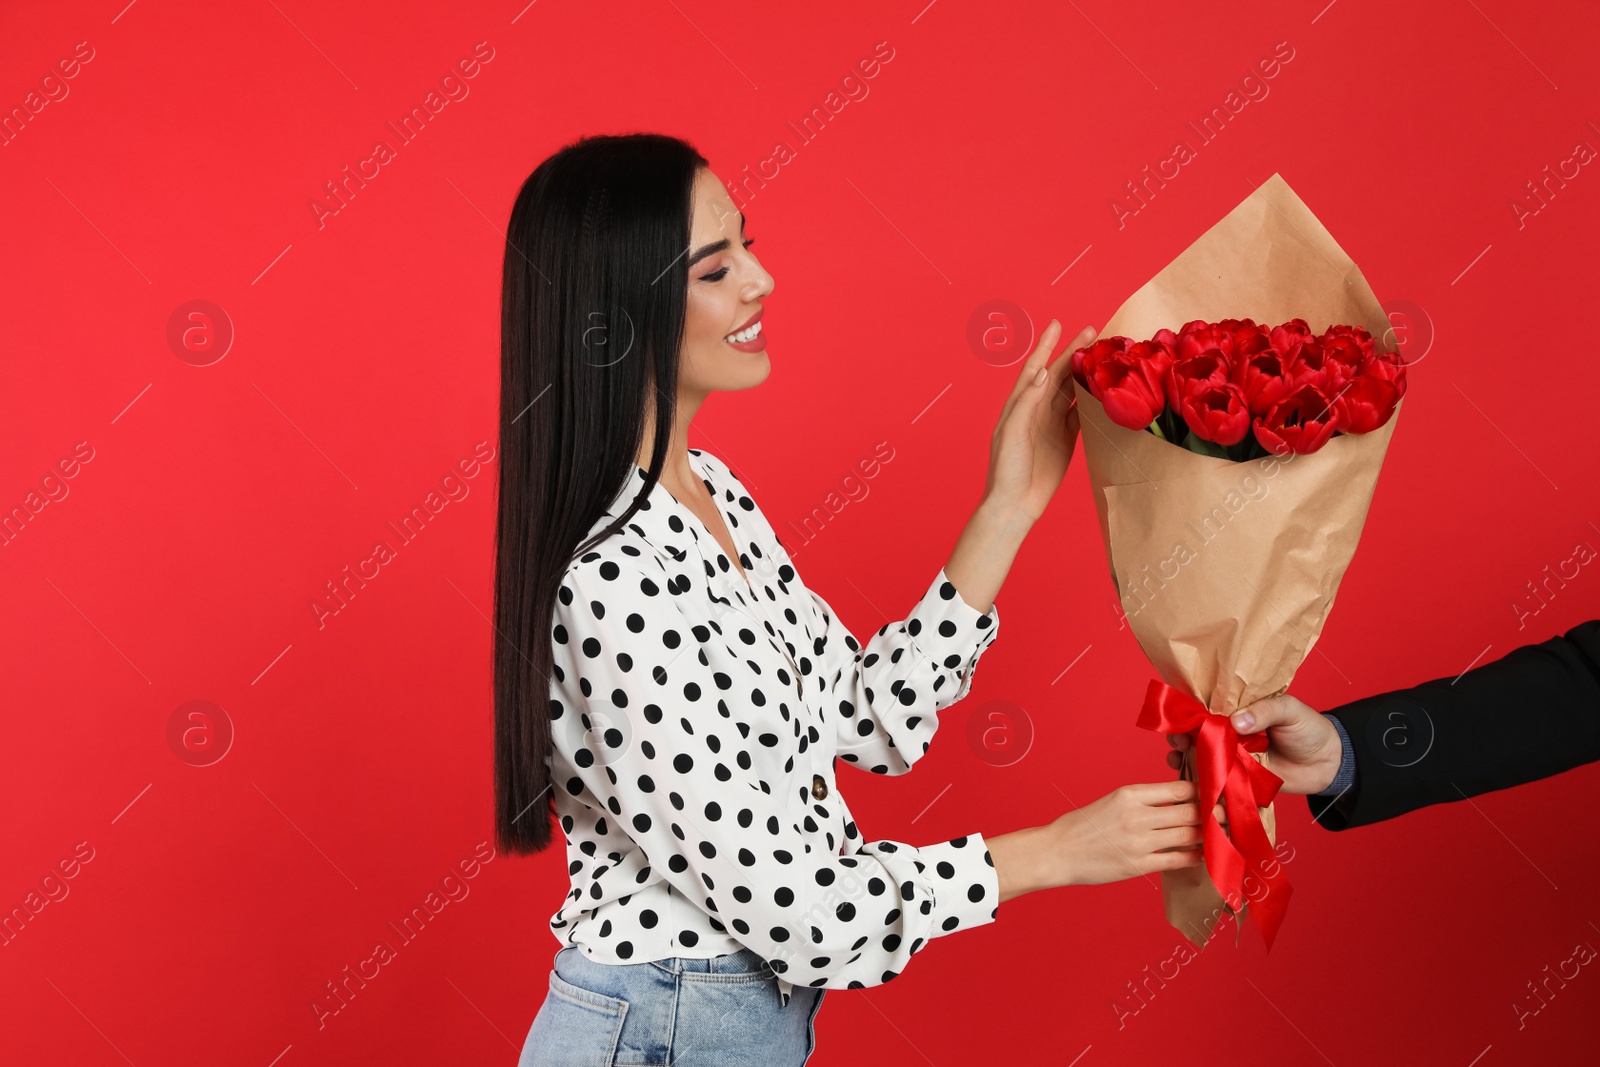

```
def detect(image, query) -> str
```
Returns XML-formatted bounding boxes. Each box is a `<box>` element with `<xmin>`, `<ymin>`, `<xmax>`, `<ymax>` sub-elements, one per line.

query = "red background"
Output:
<box><xmin>3</xmin><ymin>1</ymin><xmax>1598</xmax><ymax>1064</ymax></box>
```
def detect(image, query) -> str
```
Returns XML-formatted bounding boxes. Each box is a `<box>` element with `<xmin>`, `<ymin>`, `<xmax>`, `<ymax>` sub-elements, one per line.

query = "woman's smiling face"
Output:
<box><xmin>678</xmin><ymin>167</ymin><xmax>775</xmax><ymax>395</ymax></box>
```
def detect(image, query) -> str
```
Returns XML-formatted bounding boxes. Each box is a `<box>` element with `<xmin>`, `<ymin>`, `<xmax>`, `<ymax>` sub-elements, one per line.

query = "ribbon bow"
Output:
<box><xmin>1138</xmin><ymin>678</ymin><xmax>1293</xmax><ymax>950</ymax></box>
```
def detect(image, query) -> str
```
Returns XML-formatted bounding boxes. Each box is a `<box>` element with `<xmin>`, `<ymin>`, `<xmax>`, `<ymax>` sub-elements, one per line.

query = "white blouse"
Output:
<box><xmin>546</xmin><ymin>448</ymin><xmax>1003</xmax><ymax>1006</ymax></box>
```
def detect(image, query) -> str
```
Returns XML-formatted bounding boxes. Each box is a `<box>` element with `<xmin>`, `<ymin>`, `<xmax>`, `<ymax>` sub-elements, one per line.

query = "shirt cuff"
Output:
<box><xmin>904</xmin><ymin>567</ymin><xmax>1001</xmax><ymax>704</ymax></box>
<box><xmin>916</xmin><ymin>833</ymin><xmax>1001</xmax><ymax>935</ymax></box>
<box><xmin>1313</xmin><ymin>713</ymin><xmax>1356</xmax><ymax>797</ymax></box>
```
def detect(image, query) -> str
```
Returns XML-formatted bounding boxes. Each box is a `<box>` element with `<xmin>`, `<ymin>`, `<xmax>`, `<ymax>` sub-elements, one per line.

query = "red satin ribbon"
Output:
<box><xmin>1138</xmin><ymin>678</ymin><xmax>1292</xmax><ymax>950</ymax></box>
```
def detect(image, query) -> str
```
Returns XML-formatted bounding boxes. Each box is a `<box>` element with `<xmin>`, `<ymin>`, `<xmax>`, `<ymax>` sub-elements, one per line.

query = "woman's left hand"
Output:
<box><xmin>984</xmin><ymin>319</ymin><xmax>1096</xmax><ymax>523</ymax></box>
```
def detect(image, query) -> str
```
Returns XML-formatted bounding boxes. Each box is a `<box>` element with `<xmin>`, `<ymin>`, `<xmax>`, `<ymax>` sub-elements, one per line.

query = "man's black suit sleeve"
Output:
<box><xmin>1307</xmin><ymin>620</ymin><xmax>1600</xmax><ymax>830</ymax></box>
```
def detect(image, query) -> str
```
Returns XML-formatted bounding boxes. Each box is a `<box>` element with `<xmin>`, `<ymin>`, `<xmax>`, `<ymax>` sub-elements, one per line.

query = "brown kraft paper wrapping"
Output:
<box><xmin>1075</xmin><ymin>173</ymin><xmax>1401</xmax><ymax>947</ymax></box>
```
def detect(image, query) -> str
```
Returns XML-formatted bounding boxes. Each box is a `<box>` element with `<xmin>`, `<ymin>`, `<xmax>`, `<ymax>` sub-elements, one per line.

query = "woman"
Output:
<box><xmin>495</xmin><ymin>133</ymin><xmax>1214</xmax><ymax>1066</ymax></box>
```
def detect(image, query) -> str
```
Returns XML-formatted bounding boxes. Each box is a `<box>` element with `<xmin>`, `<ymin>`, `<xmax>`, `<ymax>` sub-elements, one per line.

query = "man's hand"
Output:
<box><xmin>1165</xmin><ymin>694</ymin><xmax>1345</xmax><ymax>795</ymax></box>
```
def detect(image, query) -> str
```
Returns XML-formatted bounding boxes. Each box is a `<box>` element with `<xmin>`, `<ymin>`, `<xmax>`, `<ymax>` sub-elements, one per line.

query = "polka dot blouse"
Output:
<box><xmin>547</xmin><ymin>448</ymin><xmax>1002</xmax><ymax>1006</ymax></box>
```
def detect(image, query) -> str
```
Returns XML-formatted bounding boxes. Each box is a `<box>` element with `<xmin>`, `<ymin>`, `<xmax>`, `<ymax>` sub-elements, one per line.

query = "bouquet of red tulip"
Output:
<box><xmin>1072</xmin><ymin>174</ymin><xmax>1405</xmax><ymax>953</ymax></box>
<box><xmin>1072</xmin><ymin>317</ymin><xmax>1406</xmax><ymax>461</ymax></box>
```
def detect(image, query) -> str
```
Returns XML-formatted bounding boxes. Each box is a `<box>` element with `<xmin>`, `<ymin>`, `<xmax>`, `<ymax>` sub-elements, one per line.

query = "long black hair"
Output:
<box><xmin>494</xmin><ymin>132</ymin><xmax>708</xmax><ymax>855</ymax></box>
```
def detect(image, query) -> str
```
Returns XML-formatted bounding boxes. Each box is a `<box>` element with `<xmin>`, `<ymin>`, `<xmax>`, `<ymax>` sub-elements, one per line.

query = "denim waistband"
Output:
<box><xmin>644</xmin><ymin>945</ymin><xmax>775</xmax><ymax>977</ymax></box>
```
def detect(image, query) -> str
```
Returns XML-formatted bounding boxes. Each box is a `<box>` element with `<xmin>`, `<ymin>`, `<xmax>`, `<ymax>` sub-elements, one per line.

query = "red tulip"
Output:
<box><xmin>1320</xmin><ymin>323</ymin><xmax>1376</xmax><ymax>363</ymax></box>
<box><xmin>1176</xmin><ymin>320</ymin><xmax>1237</xmax><ymax>363</ymax></box>
<box><xmin>1129</xmin><ymin>337</ymin><xmax>1176</xmax><ymax>380</ymax></box>
<box><xmin>1091</xmin><ymin>353</ymin><xmax>1166</xmax><ymax>430</ymax></box>
<box><xmin>1282</xmin><ymin>337</ymin><xmax>1330</xmax><ymax>390</ymax></box>
<box><xmin>1150</xmin><ymin>327</ymin><xmax>1180</xmax><ymax>354</ymax></box>
<box><xmin>1179</xmin><ymin>382</ymin><xmax>1251</xmax><ymax>447</ymax></box>
<box><xmin>1333</xmin><ymin>374</ymin><xmax>1400</xmax><ymax>434</ymax></box>
<box><xmin>1166</xmin><ymin>351</ymin><xmax>1231</xmax><ymax>411</ymax></box>
<box><xmin>1232</xmin><ymin>349</ymin><xmax>1298</xmax><ymax>417</ymax></box>
<box><xmin>1271</xmin><ymin>318</ymin><xmax>1316</xmax><ymax>356</ymax></box>
<box><xmin>1071</xmin><ymin>336</ymin><xmax>1130</xmax><ymax>389</ymax></box>
<box><xmin>1253</xmin><ymin>384</ymin><xmax>1339</xmax><ymax>455</ymax></box>
<box><xmin>1233</xmin><ymin>321</ymin><xmax>1274</xmax><ymax>359</ymax></box>
<box><xmin>1362</xmin><ymin>347</ymin><xmax>1409</xmax><ymax>398</ymax></box>
<box><xmin>1320</xmin><ymin>334</ymin><xmax>1366</xmax><ymax>389</ymax></box>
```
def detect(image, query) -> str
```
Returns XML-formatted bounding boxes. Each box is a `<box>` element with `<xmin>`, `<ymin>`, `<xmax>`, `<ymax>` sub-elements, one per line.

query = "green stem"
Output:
<box><xmin>1182</xmin><ymin>429</ymin><xmax>1231</xmax><ymax>460</ymax></box>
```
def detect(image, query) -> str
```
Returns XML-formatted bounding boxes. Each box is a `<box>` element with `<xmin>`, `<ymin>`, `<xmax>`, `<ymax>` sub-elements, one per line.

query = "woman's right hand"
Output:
<box><xmin>1049</xmin><ymin>780</ymin><xmax>1222</xmax><ymax>886</ymax></box>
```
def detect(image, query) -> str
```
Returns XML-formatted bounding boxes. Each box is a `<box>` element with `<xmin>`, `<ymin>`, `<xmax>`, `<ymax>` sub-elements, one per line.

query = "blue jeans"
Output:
<box><xmin>519</xmin><ymin>945</ymin><xmax>825</xmax><ymax>1066</ymax></box>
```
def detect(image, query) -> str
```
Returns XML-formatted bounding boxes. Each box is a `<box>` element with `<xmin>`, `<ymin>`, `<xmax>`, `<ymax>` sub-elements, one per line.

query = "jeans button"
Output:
<box><xmin>811</xmin><ymin>774</ymin><xmax>827</xmax><ymax>800</ymax></box>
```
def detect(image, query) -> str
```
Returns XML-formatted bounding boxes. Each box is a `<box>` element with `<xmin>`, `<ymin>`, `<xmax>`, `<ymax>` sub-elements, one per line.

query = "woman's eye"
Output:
<box><xmin>698</xmin><ymin>239</ymin><xmax>756</xmax><ymax>283</ymax></box>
